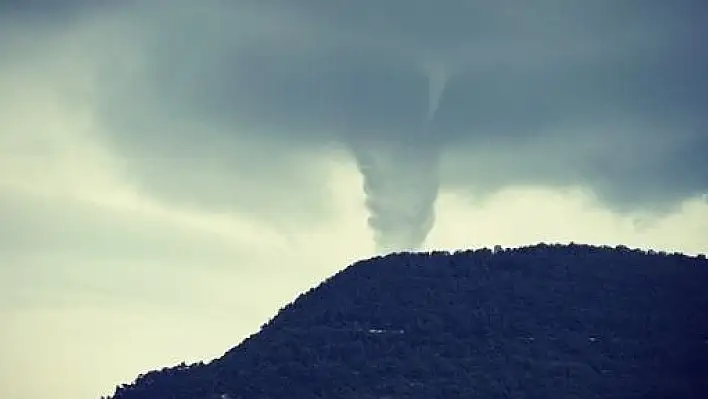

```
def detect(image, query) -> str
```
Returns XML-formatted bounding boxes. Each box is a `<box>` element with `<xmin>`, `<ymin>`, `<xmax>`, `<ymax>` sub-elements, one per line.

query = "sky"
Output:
<box><xmin>1</xmin><ymin>1</ymin><xmax>707</xmax><ymax>398</ymax></box>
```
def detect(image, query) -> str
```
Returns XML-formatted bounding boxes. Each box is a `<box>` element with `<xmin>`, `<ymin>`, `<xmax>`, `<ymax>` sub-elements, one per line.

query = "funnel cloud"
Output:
<box><xmin>349</xmin><ymin>130</ymin><xmax>442</xmax><ymax>252</ymax></box>
<box><xmin>348</xmin><ymin>61</ymin><xmax>449</xmax><ymax>252</ymax></box>
<box><xmin>421</xmin><ymin>59</ymin><xmax>452</xmax><ymax>125</ymax></box>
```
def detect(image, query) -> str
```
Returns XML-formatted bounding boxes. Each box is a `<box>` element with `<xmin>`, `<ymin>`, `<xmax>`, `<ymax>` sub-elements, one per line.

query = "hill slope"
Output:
<box><xmin>107</xmin><ymin>244</ymin><xmax>708</xmax><ymax>399</ymax></box>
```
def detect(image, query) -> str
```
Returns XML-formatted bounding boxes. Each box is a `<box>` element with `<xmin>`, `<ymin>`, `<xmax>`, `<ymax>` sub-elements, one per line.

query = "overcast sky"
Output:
<box><xmin>1</xmin><ymin>1</ymin><xmax>707</xmax><ymax>398</ymax></box>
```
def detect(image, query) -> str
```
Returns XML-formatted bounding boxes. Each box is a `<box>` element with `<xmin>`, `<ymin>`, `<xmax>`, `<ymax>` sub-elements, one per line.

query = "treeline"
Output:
<box><xmin>108</xmin><ymin>243</ymin><xmax>708</xmax><ymax>399</ymax></box>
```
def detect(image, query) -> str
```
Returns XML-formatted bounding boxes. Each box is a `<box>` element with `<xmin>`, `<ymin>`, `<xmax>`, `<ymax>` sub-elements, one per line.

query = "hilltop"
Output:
<box><xmin>107</xmin><ymin>243</ymin><xmax>708</xmax><ymax>399</ymax></box>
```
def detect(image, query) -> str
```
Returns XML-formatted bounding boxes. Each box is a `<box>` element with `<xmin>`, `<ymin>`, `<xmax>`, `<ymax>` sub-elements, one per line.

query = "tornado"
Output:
<box><xmin>350</xmin><ymin>64</ymin><xmax>450</xmax><ymax>253</ymax></box>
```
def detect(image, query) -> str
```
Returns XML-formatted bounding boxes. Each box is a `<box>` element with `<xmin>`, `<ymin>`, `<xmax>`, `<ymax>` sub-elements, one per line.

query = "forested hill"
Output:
<box><xmin>107</xmin><ymin>244</ymin><xmax>708</xmax><ymax>399</ymax></box>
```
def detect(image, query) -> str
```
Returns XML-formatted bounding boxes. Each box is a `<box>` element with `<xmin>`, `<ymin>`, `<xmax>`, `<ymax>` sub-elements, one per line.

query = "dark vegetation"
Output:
<box><xmin>106</xmin><ymin>243</ymin><xmax>708</xmax><ymax>399</ymax></box>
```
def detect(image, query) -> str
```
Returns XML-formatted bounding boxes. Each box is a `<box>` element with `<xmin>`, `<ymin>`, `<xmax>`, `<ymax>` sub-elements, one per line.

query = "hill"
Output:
<box><xmin>106</xmin><ymin>243</ymin><xmax>708</xmax><ymax>399</ymax></box>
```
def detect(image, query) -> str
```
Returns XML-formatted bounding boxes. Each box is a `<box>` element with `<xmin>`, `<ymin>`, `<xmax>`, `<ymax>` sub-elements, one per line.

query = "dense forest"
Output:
<box><xmin>106</xmin><ymin>243</ymin><xmax>708</xmax><ymax>399</ymax></box>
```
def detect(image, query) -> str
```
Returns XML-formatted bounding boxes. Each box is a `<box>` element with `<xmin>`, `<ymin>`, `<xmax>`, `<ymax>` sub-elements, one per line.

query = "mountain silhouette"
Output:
<box><xmin>106</xmin><ymin>243</ymin><xmax>708</xmax><ymax>399</ymax></box>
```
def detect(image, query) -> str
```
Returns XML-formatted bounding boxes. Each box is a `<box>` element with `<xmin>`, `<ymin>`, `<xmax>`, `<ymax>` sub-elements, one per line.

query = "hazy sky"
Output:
<box><xmin>1</xmin><ymin>1</ymin><xmax>707</xmax><ymax>398</ymax></box>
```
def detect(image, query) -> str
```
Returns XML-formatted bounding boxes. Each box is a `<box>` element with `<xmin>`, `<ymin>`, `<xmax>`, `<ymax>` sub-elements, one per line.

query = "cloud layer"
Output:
<box><xmin>5</xmin><ymin>0</ymin><xmax>706</xmax><ymax>248</ymax></box>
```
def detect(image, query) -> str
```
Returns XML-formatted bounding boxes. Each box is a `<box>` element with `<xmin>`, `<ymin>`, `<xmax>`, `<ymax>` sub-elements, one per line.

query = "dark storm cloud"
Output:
<box><xmin>5</xmin><ymin>0</ymin><xmax>708</xmax><ymax>250</ymax></box>
<box><xmin>0</xmin><ymin>0</ymin><xmax>123</xmax><ymax>28</ymax></box>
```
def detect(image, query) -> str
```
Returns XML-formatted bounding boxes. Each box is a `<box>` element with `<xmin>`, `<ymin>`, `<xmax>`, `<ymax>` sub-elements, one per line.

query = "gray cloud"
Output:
<box><xmin>4</xmin><ymin>0</ymin><xmax>707</xmax><ymax>250</ymax></box>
